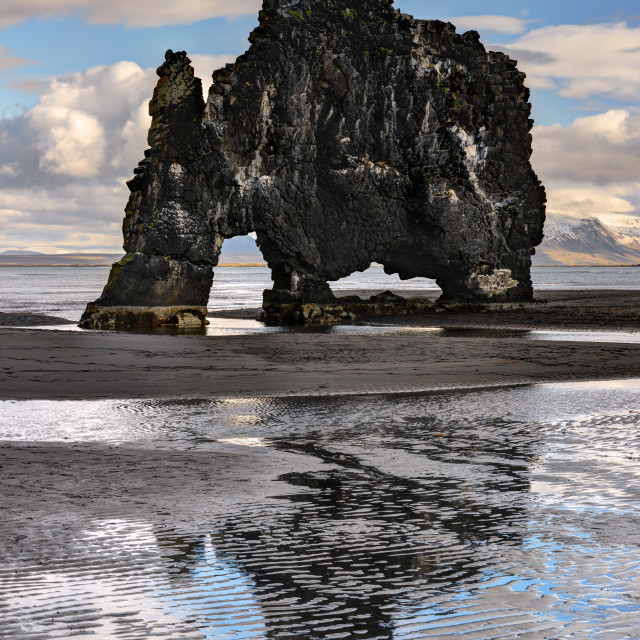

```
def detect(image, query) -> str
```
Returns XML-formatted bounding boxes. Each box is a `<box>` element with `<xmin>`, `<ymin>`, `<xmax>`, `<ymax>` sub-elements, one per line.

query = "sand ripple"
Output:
<box><xmin>1</xmin><ymin>382</ymin><xmax>640</xmax><ymax>638</ymax></box>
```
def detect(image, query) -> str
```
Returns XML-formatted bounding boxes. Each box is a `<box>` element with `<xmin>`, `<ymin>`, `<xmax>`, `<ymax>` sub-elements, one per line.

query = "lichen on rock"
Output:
<box><xmin>80</xmin><ymin>0</ymin><xmax>545</xmax><ymax>330</ymax></box>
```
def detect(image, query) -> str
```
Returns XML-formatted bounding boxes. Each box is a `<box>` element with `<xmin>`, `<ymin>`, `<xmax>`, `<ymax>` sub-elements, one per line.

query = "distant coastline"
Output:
<box><xmin>0</xmin><ymin>249</ymin><xmax>637</xmax><ymax>269</ymax></box>
<box><xmin>0</xmin><ymin>258</ymin><xmax>270</xmax><ymax>268</ymax></box>
<box><xmin>217</xmin><ymin>263</ymin><xmax>268</xmax><ymax>267</ymax></box>
<box><xmin>0</xmin><ymin>254</ymin><xmax>122</xmax><ymax>267</ymax></box>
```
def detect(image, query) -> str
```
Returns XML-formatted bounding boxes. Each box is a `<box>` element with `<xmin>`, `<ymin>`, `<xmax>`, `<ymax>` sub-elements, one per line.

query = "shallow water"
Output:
<box><xmin>2</xmin><ymin>380</ymin><xmax>640</xmax><ymax>638</ymax></box>
<box><xmin>201</xmin><ymin>321</ymin><xmax>640</xmax><ymax>344</ymax></box>
<box><xmin>14</xmin><ymin>315</ymin><xmax>640</xmax><ymax>347</ymax></box>
<box><xmin>1</xmin><ymin>266</ymin><xmax>639</xmax><ymax>322</ymax></box>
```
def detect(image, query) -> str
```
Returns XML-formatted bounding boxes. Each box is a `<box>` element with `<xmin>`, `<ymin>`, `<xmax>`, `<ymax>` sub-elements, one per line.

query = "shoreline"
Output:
<box><xmin>2</xmin><ymin>378</ymin><xmax>637</xmax><ymax>404</ymax></box>
<box><xmin>1</xmin><ymin>290</ymin><xmax>640</xmax><ymax>401</ymax></box>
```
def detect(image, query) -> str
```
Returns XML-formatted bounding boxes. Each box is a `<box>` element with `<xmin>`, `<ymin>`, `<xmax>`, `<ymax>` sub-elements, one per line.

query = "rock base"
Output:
<box><xmin>78</xmin><ymin>305</ymin><xmax>209</xmax><ymax>330</ymax></box>
<box><xmin>436</xmin><ymin>300</ymin><xmax>547</xmax><ymax>312</ymax></box>
<box><xmin>339</xmin><ymin>292</ymin><xmax>438</xmax><ymax>318</ymax></box>
<box><xmin>261</xmin><ymin>290</ymin><xmax>546</xmax><ymax>325</ymax></box>
<box><xmin>261</xmin><ymin>290</ymin><xmax>438</xmax><ymax>325</ymax></box>
<box><xmin>261</xmin><ymin>303</ymin><xmax>358</xmax><ymax>326</ymax></box>
<box><xmin>262</xmin><ymin>291</ymin><xmax>428</xmax><ymax>325</ymax></box>
<box><xmin>79</xmin><ymin>294</ymin><xmax>547</xmax><ymax>330</ymax></box>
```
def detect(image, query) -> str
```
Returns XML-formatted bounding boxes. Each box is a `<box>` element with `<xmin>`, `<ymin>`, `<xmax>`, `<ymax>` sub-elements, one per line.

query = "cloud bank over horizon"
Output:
<box><xmin>503</xmin><ymin>21</ymin><xmax>640</xmax><ymax>226</ymax></box>
<box><xmin>532</xmin><ymin>111</ymin><xmax>640</xmax><ymax>226</ymax></box>
<box><xmin>0</xmin><ymin>55</ymin><xmax>233</xmax><ymax>253</ymax></box>
<box><xmin>497</xmin><ymin>21</ymin><xmax>640</xmax><ymax>101</ymax></box>
<box><xmin>0</xmin><ymin>0</ymin><xmax>261</xmax><ymax>28</ymax></box>
<box><xmin>2</xmin><ymin>6</ymin><xmax>640</xmax><ymax>252</ymax></box>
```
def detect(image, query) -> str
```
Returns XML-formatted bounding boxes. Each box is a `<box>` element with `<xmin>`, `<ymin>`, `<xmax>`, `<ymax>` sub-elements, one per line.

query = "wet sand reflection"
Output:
<box><xmin>1</xmin><ymin>382</ymin><xmax>640</xmax><ymax>637</ymax></box>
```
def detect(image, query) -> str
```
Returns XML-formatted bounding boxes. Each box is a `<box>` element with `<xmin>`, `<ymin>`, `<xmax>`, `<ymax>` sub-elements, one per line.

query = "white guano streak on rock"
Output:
<box><xmin>450</xmin><ymin>126</ymin><xmax>484</xmax><ymax>183</ymax></box>
<box><xmin>450</xmin><ymin>125</ymin><xmax>507</xmax><ymax>211</ymax></box>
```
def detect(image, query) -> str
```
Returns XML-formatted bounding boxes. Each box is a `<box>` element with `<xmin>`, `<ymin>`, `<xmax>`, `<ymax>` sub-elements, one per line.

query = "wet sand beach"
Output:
<box><xmin>2</xmin><ymin>288</ymin><xmax>640</xmax><ymax>638</ymax></box>
<box><xmin>2</xmin><ymin>382</ymin><xmax>640</xmax><ymax>638</ymax></box>
<box><xmin>1</xmin><ymin>290</ymin><xmax>640</xmax><ymax>401</ymax></box>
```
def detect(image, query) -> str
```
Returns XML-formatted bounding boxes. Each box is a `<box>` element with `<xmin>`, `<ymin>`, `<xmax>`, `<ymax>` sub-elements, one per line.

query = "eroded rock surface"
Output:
<box><xmin>80</xmin><ymin>0</ymin><xmax>545</xmax><ymax>329</ymax></box>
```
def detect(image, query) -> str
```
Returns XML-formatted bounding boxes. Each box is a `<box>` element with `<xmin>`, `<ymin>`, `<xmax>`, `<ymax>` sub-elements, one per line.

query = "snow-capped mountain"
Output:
<box><xmin>534</xmin><ymin>216</ymin><xmax>640</xmax><ymax>266</ymax></box>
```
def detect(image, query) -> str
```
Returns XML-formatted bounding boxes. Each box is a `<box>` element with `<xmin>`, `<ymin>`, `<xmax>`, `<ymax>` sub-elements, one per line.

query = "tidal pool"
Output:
<box><xmin>1</xmin><ymin>381</ymin><xmax>640</xmax><ymax>638</ymax></box>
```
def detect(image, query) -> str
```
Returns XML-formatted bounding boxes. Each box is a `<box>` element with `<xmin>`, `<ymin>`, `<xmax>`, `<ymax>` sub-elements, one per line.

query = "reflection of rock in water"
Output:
<box><xmin>4</xmin><ymin>388</ymin><xmax>640</xmax><ymax>638</ymax></box>
<box><xmin>155</xmin><ymin>527</ymin><xmax>209</xmax><ymax>575</ymax></box>
<box><xmin>152</xmin><ymin>416</ymin><xmax>534</xmax><ymax>638</ymax></box>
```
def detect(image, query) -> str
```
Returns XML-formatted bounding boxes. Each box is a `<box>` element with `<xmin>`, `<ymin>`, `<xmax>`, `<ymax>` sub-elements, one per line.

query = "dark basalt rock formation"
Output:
<box><xmin>80</xmin><ymin>0</ymin><xmax>545</xmax><ymax>329</ymax></box>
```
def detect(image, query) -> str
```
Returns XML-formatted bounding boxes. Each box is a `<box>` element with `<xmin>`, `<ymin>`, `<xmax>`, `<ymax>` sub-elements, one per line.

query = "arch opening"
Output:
<box><xmin>208</xmin><ymin>234</ymin><xmax>271</xmax><ymax>313</ymax></box>
<box><xmin>329</xmin><ymin>264</ymin><xmax>442</xmax><ymax>303</ymax></box>
<box><xmin>260</xmin><ymin>263</ymin><xmax>442</xmax><ymax>326</ymax></box>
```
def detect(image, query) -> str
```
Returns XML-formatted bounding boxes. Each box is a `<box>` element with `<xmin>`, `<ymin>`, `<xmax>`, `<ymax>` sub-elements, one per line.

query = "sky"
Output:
<box><xmin>1</xmin><ymin>0</ymin><xmax>640</xmax><ymax>253</ymax></box>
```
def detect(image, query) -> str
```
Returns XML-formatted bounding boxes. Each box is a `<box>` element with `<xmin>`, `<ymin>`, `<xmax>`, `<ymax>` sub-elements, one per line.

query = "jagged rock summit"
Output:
<box><xmin>80</xmin><ymin>0</ymin><xmax>546</xmax><ymax>329</ymax></box>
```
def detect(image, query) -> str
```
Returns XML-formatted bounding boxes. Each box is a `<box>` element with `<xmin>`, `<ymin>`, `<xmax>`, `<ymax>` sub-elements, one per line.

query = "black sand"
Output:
<box><xmin>1</xmin><ymin>290</ymin><xmax>639</xmax><ymax>401</ymax></box>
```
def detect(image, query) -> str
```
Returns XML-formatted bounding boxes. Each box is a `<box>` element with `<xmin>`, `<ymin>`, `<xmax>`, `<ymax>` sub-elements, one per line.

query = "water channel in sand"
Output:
<box><xmin>1</xmin><ymin>380</ymin><xmax>640</xmax><ymax>638</ymax></box>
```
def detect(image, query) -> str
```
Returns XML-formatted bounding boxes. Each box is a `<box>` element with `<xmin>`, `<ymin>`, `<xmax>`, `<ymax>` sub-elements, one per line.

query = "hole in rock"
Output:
<box><xmin>329</xmin><ymin>264</ymin><xmax>441</xmax><ymax>302</ymax></box>
<box><xmin>190</xmin><ymin>54</ymin><xmax>245</xmax><ymax>100</ymax></box>
<box><xmin>208</xmin><ymin>234</ymin><xmax>270</xmax><ymax>312</ymax></box>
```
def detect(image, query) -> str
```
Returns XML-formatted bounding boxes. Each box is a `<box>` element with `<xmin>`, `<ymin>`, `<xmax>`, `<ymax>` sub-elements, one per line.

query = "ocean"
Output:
<box><xmin>0</xmin><ymin>265</ymin><xmax>638</xmax><ymax>323</ymax></box>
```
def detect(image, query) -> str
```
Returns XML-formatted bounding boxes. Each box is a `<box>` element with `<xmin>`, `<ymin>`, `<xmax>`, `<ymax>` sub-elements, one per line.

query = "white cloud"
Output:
<box><xmin>0</xmin><ymin>55</ymin><xmax>238</xmax><ymax>252</ymax></box>
<box><xmin>0</xmin><ymin>0</ymin><xmax>260</xmax><ymax>28</ymax></box>
<box><xmin>0</xmin><ymin>163</ymin><xmax>19</xmax><ymax>176</ymax></box>
<box><xmin>446</xmin><ymin>15</ymin><xmax>527</xmax><ymax>35</ymax></box>
<box><xmin>497</xmin><ymin>22</ymin><xmax>640</xmax><ymax>100</ymax></box>
<box><xmin>2</xmin><ymin>54</ymin><xmax>236</xmax><ymax>180</ymax></box>
<box><xmin>531</xmin><ymin>109</ymin><xmax>640</xmax><ymax>224</ymax></box>
<box><xmin>25</xmin><ymin>61</ymin><xmax>156</xmax><ymax>179</ymax></box>
<box><xmin>35</xmin><ymin>108</ymin><xmax>106</xmax><ymax>177</ymax></box>
<box><xmin>18</xmin><ymin>56</ymin><xmax>235</xmax><ymax>181</ymax></box>
<box><xmin>532</xmin><ymin>110</ymin><xmax>640</xmax><ymax>185</ymax></box>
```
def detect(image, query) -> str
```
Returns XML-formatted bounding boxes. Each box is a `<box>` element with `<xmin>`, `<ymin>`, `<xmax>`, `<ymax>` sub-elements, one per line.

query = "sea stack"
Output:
<box><xmin>80</xmin><ymin>0</ymin><xmax>546</xmax><ymax>329</ymax></box>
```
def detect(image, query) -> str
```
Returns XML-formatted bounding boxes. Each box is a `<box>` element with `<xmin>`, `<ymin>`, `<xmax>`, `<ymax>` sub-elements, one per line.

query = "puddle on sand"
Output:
<box><xmin>1</xmin><ymin>380</ymin><xmax>640</xmax><ymax>638</ymax></box>
<box><xmin>10</xmin><ymin>314</ymin><xmax>640</xmax><ymax>344</ymax></box>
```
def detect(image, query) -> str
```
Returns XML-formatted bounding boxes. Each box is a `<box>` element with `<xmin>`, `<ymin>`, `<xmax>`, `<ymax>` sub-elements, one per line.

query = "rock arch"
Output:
<box><xmin>80</xmin><ymin>0</ymin><xmax>545</xmax><ymax>329</ymax></box>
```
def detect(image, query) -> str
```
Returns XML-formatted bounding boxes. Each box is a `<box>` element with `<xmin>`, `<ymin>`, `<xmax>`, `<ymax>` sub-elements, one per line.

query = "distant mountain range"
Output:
<box><xmin>217</xmin><ymin>235</ymin><xmax>266</xmax><ymax>265</ymax></box>
<box><xmin>534</xmin><ymin>216</ymin><xmax>640</xmax><ymax>266</ymax></box>
<box><xmin>1</xmin><ymin>250</ymin><xmax>46</xmax><ymax>256</ymax></box>
<box><xmin>0</xmin><ymin>253</ymin><xmax>122</xmax><ymax>266</ymax></box>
